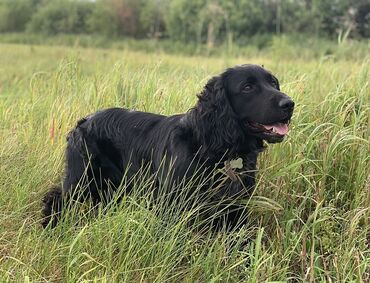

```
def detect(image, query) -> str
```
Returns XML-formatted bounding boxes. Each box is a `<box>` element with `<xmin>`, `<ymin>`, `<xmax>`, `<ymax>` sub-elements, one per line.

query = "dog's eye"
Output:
<box><xmin>271</xmin><ymin>78</ymin><xmax>279</xmax><ymax>89</ymax></box>
<box><xmin>243</xmin><ymin>84</ymin><xmax>253</xmax><ymax>92</ymax></box>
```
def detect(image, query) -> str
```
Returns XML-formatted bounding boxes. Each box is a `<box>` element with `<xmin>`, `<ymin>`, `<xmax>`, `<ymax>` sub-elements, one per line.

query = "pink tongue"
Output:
<box><xmin>262</xmin><ymin>122</ymin><xmax>289</xmax><ymax>135</ymax></box>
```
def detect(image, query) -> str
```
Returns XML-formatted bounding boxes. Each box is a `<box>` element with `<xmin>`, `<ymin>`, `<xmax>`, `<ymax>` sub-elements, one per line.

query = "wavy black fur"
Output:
<box><xmin>41</xmin><ymin>64</ymin><xmax>294</xmax><ymax>229</ymax></box>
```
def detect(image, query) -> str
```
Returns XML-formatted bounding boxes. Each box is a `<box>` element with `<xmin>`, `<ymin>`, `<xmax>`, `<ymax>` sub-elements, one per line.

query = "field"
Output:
<box><xmin>0</xmin><ymin>41</ymin><xmax>369</xmax><ymax>282</ymax></box>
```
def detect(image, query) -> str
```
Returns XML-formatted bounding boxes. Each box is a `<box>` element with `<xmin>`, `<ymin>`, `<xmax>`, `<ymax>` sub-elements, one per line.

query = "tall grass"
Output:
<box><xmin>0</xmin><ymin>43</ymin><xmax>369</xmax><ymax>282</ymax></box>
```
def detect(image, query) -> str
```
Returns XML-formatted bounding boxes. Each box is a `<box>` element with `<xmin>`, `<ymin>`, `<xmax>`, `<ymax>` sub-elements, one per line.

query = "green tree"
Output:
<box><xmin>165</xmin><ymin>0</ymin><xmax>206</xmax><ymax>42</ymax></box>
<box><xmin>87</xmin><ymin>0</ymin><xmax>119</xmax><ymax>36</ymax></box>
<box><xmin>140</xmin><ymin>0</ymin><xmax>168</xmax><ymax>38</ymax></box>
<box><xmin>27</xmin><ymin>0</ymin><xmax>93</xmax><ymax>35</ymax></box>
<box><xmin>312</xmin><ymin>0</ymin><xmax>353</xmax><ymax>38</ymax></box>
<box><xmin>353</xmin><ymin>1</ymin><xmax>370</xmax><ymax>38</ymax></box>
<box><xmin>225</xmin><ymin>0</ymin><xmax>275</xmax><ymax>39</ymax></box>
<box><xmin>0</xmin><ymin>0</ymin><xmax>39</xmax><ymax>32</ymax></box>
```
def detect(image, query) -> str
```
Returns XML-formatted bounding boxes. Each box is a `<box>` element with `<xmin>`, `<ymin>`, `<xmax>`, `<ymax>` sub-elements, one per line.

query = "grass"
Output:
<box><xmin>1</xmin><ymin>32</ymin><xmax>370</xmax><ymax>61</ymax></box>
<box><xmin>0</xmin><ymin>41</ymin><xmax>369</xmax><ymax>282</ymax></box>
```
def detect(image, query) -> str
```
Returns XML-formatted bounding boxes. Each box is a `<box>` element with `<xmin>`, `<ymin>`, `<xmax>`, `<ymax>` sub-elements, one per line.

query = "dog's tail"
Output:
<box><xmin>41</xmin><ymin>186</ymin><xmax>64</xmax><ymax>228</ymax></box>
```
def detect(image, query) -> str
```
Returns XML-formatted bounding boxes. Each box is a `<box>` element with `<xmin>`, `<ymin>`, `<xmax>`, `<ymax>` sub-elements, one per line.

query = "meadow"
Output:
<box><xmin>0</xmin><ymin>40</ymin><xmax>369</xmax><ymax>282</ymax></box>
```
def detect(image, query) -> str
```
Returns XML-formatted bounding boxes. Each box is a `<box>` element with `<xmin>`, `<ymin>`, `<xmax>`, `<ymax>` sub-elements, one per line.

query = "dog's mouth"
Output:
<box><xmin>245</xmin><ymin>118</ymin><xmax>291</xmax><ymax>141</ymax></box>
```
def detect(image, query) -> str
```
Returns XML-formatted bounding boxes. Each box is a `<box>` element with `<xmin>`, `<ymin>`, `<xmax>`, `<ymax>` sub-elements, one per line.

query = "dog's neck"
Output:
<box><xmin>184</xmin><ymin>106</ymin><xmax>265</xmax><ymax>161</ymax></box>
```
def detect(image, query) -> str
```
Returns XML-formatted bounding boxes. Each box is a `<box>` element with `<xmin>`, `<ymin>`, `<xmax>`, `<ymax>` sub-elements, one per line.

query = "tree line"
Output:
<box><xmin>0</xmin><ymin>0</ymin><xmax>369</xmax><ymax>45</ymax></box>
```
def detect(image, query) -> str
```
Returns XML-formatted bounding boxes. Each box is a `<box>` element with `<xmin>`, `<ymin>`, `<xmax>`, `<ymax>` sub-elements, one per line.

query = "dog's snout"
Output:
<box><xmin>278</xmin><ymin>98</ymin><xmax>294</xmax><ymax>111</ymax></box>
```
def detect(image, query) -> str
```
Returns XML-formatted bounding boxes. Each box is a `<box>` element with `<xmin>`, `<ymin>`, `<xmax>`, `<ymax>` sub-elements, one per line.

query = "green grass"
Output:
<box><xmin>1</xmin><ymin>32</ymin><xmax>370</xmax><ymax>61</ymax></box>
<box><xmin>0</xmin><ymin>41</ymin><xmax>369</xmax><ymax>282</ymax></box>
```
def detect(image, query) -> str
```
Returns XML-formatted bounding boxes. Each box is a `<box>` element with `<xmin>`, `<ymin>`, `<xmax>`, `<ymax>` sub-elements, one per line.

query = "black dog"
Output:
<box><xmin>42</xmin><ymin>64</ymin><xmax>294</xmax><ymax>229</ymax></box>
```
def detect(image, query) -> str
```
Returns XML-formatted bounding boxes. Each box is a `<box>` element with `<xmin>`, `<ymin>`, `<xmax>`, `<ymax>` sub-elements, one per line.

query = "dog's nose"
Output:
<box><xmin>279</xmin><ymin>98</ymin><xmax>294</xmax><ymax>111</ymax></box>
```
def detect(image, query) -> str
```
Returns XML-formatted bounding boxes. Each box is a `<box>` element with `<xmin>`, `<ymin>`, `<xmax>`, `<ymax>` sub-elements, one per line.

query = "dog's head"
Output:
<box><xmin>200</xmin><ymin>64</ymin><xmax>294</xmax><ymax>144</ymax></box>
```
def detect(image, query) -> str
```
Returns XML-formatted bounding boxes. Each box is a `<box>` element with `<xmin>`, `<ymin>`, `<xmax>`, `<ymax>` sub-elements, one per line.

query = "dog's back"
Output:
<box><xmin>42</xmin><ymin>108</ymin><xmax>192</xmax><ymax>227</ymax></box>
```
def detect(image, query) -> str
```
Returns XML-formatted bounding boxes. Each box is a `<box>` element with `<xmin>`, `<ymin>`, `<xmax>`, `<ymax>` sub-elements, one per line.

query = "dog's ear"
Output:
<box><xmin>197</xmin><ymin>75</ymin><xmax>228</xmax><ymax>109</ymax></box>
<box><xmin>194</xmin><ymin>73</ymin><xmax>242</xmax><ymax>154</ymax></box>
<box><xmin>205</xmin><ymin>75</ymin><xmax>223</xmax><ymax>92</ymax></box>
